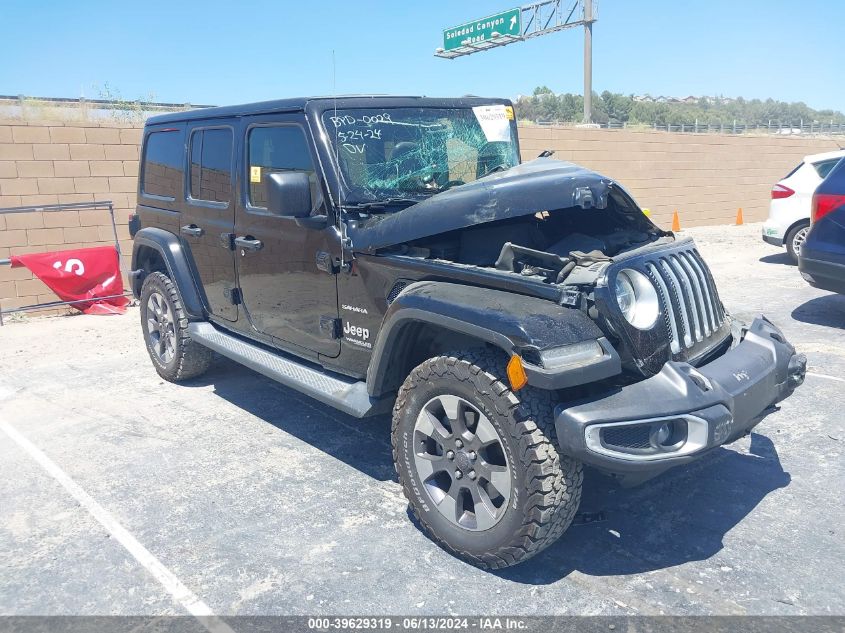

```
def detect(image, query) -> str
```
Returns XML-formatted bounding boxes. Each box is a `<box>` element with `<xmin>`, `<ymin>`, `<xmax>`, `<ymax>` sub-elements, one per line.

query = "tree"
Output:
<box><xmin>513</xmin><ymin>88</ymin><xmax>845</xmax><ymax>126</ymax></box>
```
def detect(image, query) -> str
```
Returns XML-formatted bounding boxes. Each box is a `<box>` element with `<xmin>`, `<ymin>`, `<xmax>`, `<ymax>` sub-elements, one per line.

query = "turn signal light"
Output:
<box><xmin>506</xmin><ymin>354</ymin><xmax>528</xmax><ymax>391</ymax></box>
<box><xmin>771</xmin><ymin>184</ymin><xmax>795</xmax><ymax>199</ymax></box>
<box><xmin>811</xmin><ymin>193</ymin><xmax>845</xmax><ymax>223</ymax></box>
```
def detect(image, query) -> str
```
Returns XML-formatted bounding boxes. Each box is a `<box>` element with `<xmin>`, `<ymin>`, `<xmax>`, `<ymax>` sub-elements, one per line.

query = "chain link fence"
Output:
<box><xmin>529</xmin><ymin>119</ymin><xmax>845</xmax><ymax>136</ymax></box>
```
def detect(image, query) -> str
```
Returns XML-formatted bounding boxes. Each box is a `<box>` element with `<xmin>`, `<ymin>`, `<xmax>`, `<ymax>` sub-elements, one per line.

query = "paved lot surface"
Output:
<box><xmin>0</xmin><ymin>222</ymin><xmax>843</xmax><ymax>616</ymax></box>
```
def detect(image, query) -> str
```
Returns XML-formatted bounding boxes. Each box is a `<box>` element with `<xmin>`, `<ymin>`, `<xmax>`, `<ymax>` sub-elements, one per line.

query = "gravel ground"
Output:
<box><xmin>0</xmin><ymin>222</ymin><xmax>843</xmax><ymax>617</ymax></box>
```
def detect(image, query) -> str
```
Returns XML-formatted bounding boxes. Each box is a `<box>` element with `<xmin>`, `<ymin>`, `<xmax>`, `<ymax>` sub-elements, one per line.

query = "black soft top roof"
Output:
<box><xmin>145</xmin><ymin>95</ymin><xmax>513</xmax><ymax>125</ymax></box>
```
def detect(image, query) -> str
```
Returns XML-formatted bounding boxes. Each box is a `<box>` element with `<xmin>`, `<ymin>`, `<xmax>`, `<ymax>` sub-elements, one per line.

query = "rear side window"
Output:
<box><xmin>189</xmin><ymin>128</ymin><xmax>233</xmax><ymax>204</ymax></box>
<box><xmin>247</xmin><ymin>126</ymin><xmax>320</xmax><ymax>211</ymax></box>
<box><xmin>813</xmin><ymin>159</ymin><xmax>841</xmax><ymax>180</ymax></box>
<box><xmin>142</xmin><ymin>130</ymin><xmax>183</xmax><ymax>199</ymax></box>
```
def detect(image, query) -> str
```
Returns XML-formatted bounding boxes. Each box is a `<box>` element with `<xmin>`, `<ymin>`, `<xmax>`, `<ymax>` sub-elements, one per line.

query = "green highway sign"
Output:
<box><xmin>443</xmin><ymin>8</ymin><xmax>522</xmax><ymax>52</ymax></box>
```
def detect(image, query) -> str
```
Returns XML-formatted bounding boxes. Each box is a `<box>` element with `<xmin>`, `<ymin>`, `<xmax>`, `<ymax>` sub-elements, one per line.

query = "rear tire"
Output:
<box><xmin>785</xmin><ymin>221</ymin><xmax>810</xmax><ymax>263</ymax></box>
<box><xmin>139</xmin><ymin>272</ymin><xmax>213</xmax><ymax>382</ymax></box>
<box><xmin>391</xmin><ymin>348</ymin><xmax>582</xmax><ymax>569</ymax></box>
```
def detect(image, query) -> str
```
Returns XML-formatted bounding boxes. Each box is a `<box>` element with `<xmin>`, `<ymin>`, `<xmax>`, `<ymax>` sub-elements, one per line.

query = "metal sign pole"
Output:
<box><xmin>0</xmin><ymin>200</ymin><xmax>129</xmax><ymax>325</ymax></box>
<box><xmin>435</xmin><ymin>1</ymin><xmax>595</xmax><ymax>59</ymax></box>
<box><xmin>583</xmin><ymin>0</ymin><xmax>593</xmax><ymax>123</ymax></box>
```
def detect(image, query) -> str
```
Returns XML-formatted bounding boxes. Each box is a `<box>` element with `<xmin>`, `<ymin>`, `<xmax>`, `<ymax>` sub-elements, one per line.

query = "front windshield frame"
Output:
<box><xmin>319</xmin><ymin>105</ymin><xmax>521</xmax><ymax>207</ymax></box>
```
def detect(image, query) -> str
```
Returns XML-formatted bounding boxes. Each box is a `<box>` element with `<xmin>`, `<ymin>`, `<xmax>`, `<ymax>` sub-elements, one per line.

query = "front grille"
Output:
<box><xmin>599</xmin><ymin>239</ymin><xmax>731</xmax><ymax>376</ymax></box>
<box><xmin>643</xmin><ymin>248</ymin><xmax>726</xmax><ymax>355</ymax></box>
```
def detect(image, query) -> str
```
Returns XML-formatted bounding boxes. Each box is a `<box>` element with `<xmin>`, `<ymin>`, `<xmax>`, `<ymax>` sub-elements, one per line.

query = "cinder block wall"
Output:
<box><xmin>0</xmin><ymin>118</ymin><xmax>841</xmax><ymax>316</ymax></box>
<box><xmin>0</xmin><ymin>120</ymin><xmax>140</xmax><ymax>314</ymax></box>
<box><xmin>518</xmin><ymin>125</ymin><xmax>841</xmax><ymax>229</ymax></box>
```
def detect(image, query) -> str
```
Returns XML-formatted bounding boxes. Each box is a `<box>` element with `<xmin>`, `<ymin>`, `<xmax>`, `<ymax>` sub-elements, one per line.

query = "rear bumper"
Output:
<box><xmin>554</xmin><ymin>317</ymin><xmax>805</xmax><ymax>485</ymax></box>
<box><xmin>762</xmin><ymin>222</ymin><xmax>785</xmax><ymax>245</ymax></box>
<box><xmin>799</xmin><ymin>255</ymin><xmax>845</xmax><ymax>294</ymax></box>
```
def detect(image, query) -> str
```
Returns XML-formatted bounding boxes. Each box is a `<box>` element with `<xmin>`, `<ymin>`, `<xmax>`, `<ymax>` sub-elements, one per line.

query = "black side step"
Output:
<box><xmin>188</xmin><ymin>322</ymin><xmax>390</xmax><ymax>418</ymax></box>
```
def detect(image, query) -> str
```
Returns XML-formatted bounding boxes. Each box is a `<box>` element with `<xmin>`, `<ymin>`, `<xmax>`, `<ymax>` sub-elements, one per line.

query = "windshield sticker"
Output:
<box><xmin>250</xmin><ymin>166</ymin><xmax>262</xmax><ymax>183</ymax></box>
<box><xmin>472</xmin><ymin>105</ymin><xmax>511</xmax><ymax>142</ymax></box>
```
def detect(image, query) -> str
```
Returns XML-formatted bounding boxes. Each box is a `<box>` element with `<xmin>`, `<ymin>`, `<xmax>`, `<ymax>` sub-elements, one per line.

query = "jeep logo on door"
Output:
<box><xmin>343</xmin><ymin>321</ymin><xmax>372</xmax><ymax>349</ymax></box>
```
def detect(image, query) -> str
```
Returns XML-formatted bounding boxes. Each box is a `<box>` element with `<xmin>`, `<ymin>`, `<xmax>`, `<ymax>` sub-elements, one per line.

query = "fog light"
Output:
<box><xmin>655</xmin><ymin>423</ymin><xmax>672</xmax><ymax>445</ymax></box>
<box><xmin>649</xmin><ymin>419</ymin><xmax>688</xmax><ymax>451</ymax></box>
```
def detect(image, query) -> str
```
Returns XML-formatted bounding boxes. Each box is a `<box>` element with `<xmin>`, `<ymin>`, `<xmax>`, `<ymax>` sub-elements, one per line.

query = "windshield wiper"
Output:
<box><xmin>343</xmin><ymin>197</ymin><xmax>422</xmax><ymax>211</ymax></box>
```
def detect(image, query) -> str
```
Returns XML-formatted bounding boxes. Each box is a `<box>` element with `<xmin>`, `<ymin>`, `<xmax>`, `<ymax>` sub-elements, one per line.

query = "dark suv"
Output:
<box><xmin>130</xmin><ymin>96</ymin><xmax>805</xmax><ymax>569</ymax></box>
<box><xmin>799</xmin><ymin>157</ymin><xmax>845</xmax><ymax>294</ymax></box>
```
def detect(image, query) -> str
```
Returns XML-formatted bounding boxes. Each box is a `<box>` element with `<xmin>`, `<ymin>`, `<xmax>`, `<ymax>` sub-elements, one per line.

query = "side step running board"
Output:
<box><xmin>188</xmin><ymin>322</ymin><xmax>390</xmax><ymax>418</ymax></box>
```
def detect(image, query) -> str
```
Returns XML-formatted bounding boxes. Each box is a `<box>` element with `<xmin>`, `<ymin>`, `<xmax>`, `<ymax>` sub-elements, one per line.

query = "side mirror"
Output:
<box><xmin>266</xmin><ymin>172</ymin><xmax>312</xmax><ymax>218</ymax></box>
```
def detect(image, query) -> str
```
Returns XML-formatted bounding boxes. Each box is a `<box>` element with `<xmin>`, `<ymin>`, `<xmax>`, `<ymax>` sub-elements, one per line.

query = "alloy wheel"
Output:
<box><xmin>412</xmin><ymin>394</ymin><xmax>512</xmax><ymax>531</ymax></box>
<box><xmin>146</xmin><ymin>291</ymin><xmax>176</xmax><ymax>364</ymax></box>
<box><xmin>792</xmin><ymin>226</ymin><xmax>810</xmax><ymax>258</ymax></box>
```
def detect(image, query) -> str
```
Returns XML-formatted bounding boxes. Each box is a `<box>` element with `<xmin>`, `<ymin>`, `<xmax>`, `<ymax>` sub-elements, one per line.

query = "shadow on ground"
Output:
<box><xmin>187</xmin><ymin>358</ymin><xmax>396</xmax><ymax>482</ymax></box>
<box><xmin>186</xmin><ymin>359</ymin><xmax>791</xmax><ymax>585</ymax></box>
<box><xmin>791</xmin><ymin>294</ymin><xmax>845</xmax><ymax>329</ymax></box>
<box><xmin>497</xmin><ymin>432</ymin><xmax>789</xmax><ymax>584</ymax></box>
<box><xmin>759</xmin><ymin>252</ymin><xmax>794</xmax><ymax>266</ymax></box>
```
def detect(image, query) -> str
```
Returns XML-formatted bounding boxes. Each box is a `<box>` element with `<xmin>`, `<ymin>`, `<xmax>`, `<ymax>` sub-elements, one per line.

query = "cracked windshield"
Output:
<box><xmin>323</xmin><ymin>105</ymin><xmax>520</xmax><ymax>207</ymax></box>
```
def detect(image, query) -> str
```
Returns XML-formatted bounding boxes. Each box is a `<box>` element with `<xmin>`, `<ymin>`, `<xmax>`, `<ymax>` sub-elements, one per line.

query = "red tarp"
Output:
<box><xmin>10</xmin><ymin>246</ymin><xmax>130</xmax><ymax>315</ymax></box>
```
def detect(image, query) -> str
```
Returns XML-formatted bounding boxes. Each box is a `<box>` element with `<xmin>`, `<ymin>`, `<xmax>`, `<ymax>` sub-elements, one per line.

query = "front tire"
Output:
<box><xmin>139</xmin><ymin>271</ymin><xmax>213</xmax><ymax>382</ymax></box>
<box><xmin>786</xmin><ymin>221</ymin><xmax>810</xmax><ymax>263</ymax></box>
<box><xmin>391</xmin><ymin>349</ymin><xmax>582</xmax><ymax>569</ymax></box>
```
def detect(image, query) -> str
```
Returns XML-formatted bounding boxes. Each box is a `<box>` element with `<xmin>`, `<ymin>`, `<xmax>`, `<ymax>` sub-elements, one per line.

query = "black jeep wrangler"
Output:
<box><xmin>130</xmin><ymin>96</ymin><xmax>806</xmax><ymax>569</ymax></box>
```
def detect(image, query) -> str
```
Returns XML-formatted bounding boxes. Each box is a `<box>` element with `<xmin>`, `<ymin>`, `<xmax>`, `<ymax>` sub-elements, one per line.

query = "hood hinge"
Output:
<box><xmin>320</xmin><ymin>316</ymin><xmax>342</xmax><ymax>339</ymax></box>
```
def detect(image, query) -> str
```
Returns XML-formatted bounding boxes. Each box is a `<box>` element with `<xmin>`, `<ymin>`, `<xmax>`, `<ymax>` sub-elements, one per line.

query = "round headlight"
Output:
<box><xmin>615</xmin><ymin>274</ymin><xmax>636</xmax><ymax>320</ymax></box>
<box><xmin>614</xmin><ymin>269</ymin><xmax>660</xmax><ymax>330</ymax></box>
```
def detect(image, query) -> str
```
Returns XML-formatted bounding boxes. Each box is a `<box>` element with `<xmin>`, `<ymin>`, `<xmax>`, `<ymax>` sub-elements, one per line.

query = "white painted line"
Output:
<box><xmin>0</xmin><ymin>419</ymin><xmax>235</xmax><ymax>633</ymax></box>
<box><xmin>807</xmin><ymin>372</ymin><xmax>845</xmax><ymax>383</ymax></box>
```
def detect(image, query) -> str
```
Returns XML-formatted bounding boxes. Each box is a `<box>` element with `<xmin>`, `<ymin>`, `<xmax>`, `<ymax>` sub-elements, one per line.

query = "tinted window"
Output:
<box><xmin>818</xmin><ymin>157</ymin><xmax>845</xmax><ymax>192</ymax></box>
<box><xmin>142</xmin><ymin>130</ymin><xmax>182</xmax><ymax>199</ymax></box>
<box><xmin>814</xmin><ymin>159</ymin><xmax>841</xmax><ymax>180</ymax></box>
<box><xmin>189</xmin><ymin>128</ymin><xmax>233</xmax><ymax>203</ymax></box>
<box><xmin>247</xmin><ymin>126</ymin><xmax>320</xmax><ymax>211</ymax></box>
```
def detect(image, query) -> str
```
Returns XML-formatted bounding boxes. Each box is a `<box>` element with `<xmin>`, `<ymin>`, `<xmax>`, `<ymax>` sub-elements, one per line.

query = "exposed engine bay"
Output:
<box><xmin>379</xmin><ymin>189</ymin><xmax>668</xmax><ymax>284</ymax></box>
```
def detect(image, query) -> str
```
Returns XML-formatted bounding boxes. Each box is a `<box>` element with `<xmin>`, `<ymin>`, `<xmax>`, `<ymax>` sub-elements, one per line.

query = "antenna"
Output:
<box><xmin>332</xmin><ymin>50</ymin><xmax>347</xmax><ymax>272</ymax></box>
<box><xmin>333</xmin><ymin>49</ymin><xmax>339</xmax><ymax>190</ymax></box>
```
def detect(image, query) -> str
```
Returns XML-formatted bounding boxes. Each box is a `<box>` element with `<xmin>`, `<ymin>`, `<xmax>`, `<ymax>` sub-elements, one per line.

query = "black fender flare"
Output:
<box><xmin>366</xmin><ymin>281</ymin><xmax>620</xmax><ymax>395</ymax></box>
<box><xmin>130</xmin><ymin>227</ymin><xmax>206</xmax><ymax>319</ymax></box>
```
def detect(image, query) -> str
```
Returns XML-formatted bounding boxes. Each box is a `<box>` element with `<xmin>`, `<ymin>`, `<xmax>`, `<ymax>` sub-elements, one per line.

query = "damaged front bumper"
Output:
<box><xmin>554</xmin><ymin>317</ymin><xmax>806</xmax><ymax>485</ymax></box>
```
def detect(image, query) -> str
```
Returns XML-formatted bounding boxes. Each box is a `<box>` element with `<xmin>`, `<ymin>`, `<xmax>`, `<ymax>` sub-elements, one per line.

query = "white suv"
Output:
<box><xmin>762</xmin><ymin>149</ymin><xmax>845</xmax><ymax>262</ymax></box>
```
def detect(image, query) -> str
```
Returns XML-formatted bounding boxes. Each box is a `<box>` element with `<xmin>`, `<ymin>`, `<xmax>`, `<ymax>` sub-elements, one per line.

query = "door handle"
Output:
<box><xmin>181</xmin><ymin>224</ymin><xmax>204</xmax><ymax>237</ymax></box>
<box><xmin>234</xmin><ymin>236</ymin><xmax>264</xmax><ymax>252</ymax></box>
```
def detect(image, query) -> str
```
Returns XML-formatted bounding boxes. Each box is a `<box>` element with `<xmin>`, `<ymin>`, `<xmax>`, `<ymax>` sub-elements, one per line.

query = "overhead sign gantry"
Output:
<box><xmin>435</xmin><ymin>0</ymin><xmax>597</xmax><ymax>123</ymax></box>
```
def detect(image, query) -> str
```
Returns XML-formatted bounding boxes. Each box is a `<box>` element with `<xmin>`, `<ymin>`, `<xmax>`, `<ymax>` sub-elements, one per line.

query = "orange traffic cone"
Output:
<box><xmin>736</xmin><ymin>207</ymin><xmax>744</xmax><ymax>225</ymax></box>
<box><xmin>671</xmin><ymin>210</ymin><xmax>681</xmax><ymax>232</ymax></box>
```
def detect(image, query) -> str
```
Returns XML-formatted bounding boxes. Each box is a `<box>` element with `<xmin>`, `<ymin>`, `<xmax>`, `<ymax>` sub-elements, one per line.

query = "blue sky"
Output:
<box><xmin>1</xmin><ymin>0</ymin><xmax>841</xmax><ymax>111</ymax></box>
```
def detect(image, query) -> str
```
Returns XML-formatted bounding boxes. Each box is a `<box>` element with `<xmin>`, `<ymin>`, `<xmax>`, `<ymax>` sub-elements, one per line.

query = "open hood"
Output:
<box><xmin>346</xmin><ymin>158</ymin><xmax>613</xmax><ymax>253</ymax></box>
